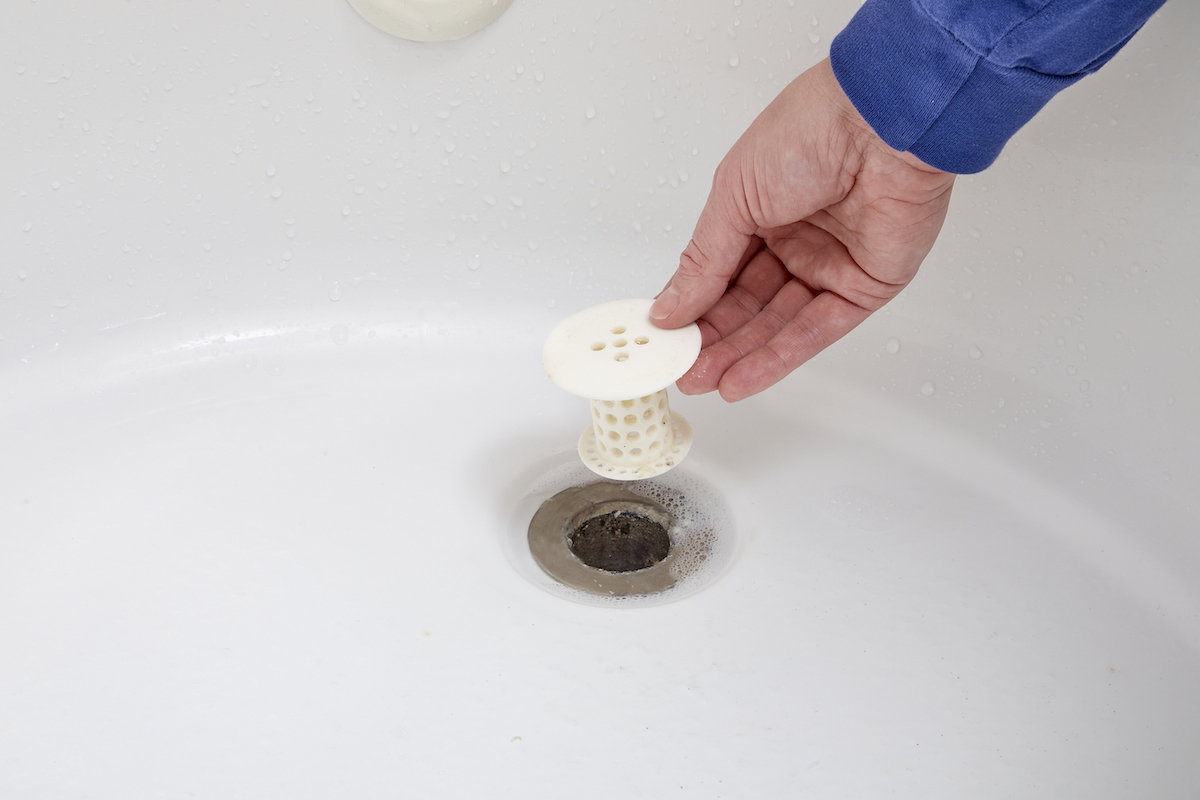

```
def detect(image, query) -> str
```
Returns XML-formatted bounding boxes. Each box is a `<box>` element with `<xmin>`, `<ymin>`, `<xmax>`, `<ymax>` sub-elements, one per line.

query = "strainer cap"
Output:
<box><xmin>542</xmin><ymin>298</ymin><xmax>702</xmax><ymax>401</ymax></box>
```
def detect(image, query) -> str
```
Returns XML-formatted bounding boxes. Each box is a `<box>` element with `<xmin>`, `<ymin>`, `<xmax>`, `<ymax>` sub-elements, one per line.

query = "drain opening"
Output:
<box><xmin>528</xmin><ymin>483</ymin><xmax>678</xmax><ymax>596</ymax></box>
<box><xmin>514</xmin><ymin>460</ymin><xmax>736</xmax><ymax>607</ymax></box>
<box><xmin>568</xmin><ymin>511</ymin><xmax>670</xmax><ymax>572</ymax></box>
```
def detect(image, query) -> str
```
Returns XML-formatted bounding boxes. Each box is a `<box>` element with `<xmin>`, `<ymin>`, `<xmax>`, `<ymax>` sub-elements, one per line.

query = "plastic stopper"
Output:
<box><xmin>543</xmin><ymin>298</ymin><xmax>701</xmax><ymax>480</ymax></box>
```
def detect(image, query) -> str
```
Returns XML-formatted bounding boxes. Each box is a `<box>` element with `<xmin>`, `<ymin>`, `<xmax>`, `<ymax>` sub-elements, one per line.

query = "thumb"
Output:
<box><xmin>650</xmin><ymin>164</ymin><xmax>758</xmax><ymax>328</ymax></box>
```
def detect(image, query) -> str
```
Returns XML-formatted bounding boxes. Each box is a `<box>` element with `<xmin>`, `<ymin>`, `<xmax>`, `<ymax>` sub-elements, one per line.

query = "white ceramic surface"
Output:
<box><xmin>3</xmin><ymin>1</ymin><xmax>1198</xmax><ymax>797</ymax></box>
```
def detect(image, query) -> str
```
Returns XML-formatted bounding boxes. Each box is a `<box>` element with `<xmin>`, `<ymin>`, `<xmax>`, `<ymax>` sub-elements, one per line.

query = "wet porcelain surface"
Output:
<box><xmin>2</xmin><ymin>1</ymin><xmax>1198</xmax><ymax>797</ymax></box>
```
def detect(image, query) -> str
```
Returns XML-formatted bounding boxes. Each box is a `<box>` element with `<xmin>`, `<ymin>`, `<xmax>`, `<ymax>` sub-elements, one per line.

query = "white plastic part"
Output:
<box><xmin>347</xmin><ymin>0</ymin><xmax>514</xmax><ymax>42</ymax></box>
<box><xmin>543</xmin><ymin>299</ymin><xmax>701</xmax><ymax>480</ymax></box>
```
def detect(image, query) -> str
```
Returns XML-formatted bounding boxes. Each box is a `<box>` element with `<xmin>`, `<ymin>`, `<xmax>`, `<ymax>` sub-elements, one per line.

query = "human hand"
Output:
<box><xmin>650</xmin><ymin>58</ymin><xmax>956</xmax><ymax>401</ymax></box>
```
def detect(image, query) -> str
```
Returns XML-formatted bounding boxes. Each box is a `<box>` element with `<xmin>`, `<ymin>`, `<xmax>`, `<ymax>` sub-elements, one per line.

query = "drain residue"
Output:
<box><xmin>511</xmin><ymin>460</ymin><xmax>737</xmax><ymax>607</ymax></box>
<box><xmin>569</xmin><ymin>511</ymin><xmax>670</xmax><ymax>572</ymax></box>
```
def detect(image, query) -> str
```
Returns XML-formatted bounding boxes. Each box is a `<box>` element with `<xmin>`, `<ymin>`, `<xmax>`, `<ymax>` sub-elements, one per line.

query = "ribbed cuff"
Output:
<box><xmin>829</xmin><ymin>0</ymin><xmax>1080</xmax><ymax>174</ymax></box>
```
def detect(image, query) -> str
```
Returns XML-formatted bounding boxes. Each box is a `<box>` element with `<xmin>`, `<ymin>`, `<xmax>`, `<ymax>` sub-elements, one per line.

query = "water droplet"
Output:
<box><xmin>920</xmin><ymin>381</ymin><xmax>936</xmax><ymax>397</ymax></box>
<box><xmin>22</xmin><ymin>222</ymin><xmax>32</xmax><ymax>232</ymax></box>
<box><xmin>1079</xmin><ymin>380</ymin><xmax>1090</xmax><ymax>392</ymax></box>
<box><xmin>728</xmin><ymin>55</ymin><xmax>739</xmax><ymax>67</ymax></box>
<box><xmin>17</xmin><ymin>270</ymin><xmax>27</xmax><ymax>280</ymax></box>
<box><xmin>328</xmin><ymin>282</ymin><xmax>342</xmax><ymax>301</ymax></box>
<box><xmin>329</xmin><ymin>323</ymin><xmax>350</xmax><ymax>346</ymax></box>
<box><xmin>585</xmin><ymin>105</ymin><xmax>596</xmax><ymax>119</ymax></box>
<box><xmin>679</xmin><ymin>170</ymin><xmax>689</xmax><ymax>182</ymax></box>
<box><xmin>270</xmin><ymin>186</ymin><xmax>282</xmax><ymax>199</ymax></box>
<box><xmin>266</xmin><ymin>165</ymin><xmax>276</xmax><ymax>177</ymax></box>
<box><xmin>1014</xmin><ymin>246</ymin><xmax>1024</xmax><ymax>258</ymax></box>
<box><xmin>444</xmin><ymin>141</ymin><xmax>456</xmax><ymax>154</ymax></box>
<box><xmin>51</xmin><ymin>180</ymin><xmax>61</xmax><ymax>190</ymax></box>
<box><xmin>885</xmin><ymin>337</ymin><xmax>901</xmax><ymax>354</ymax></box>
<box><xmin>203</xmin><ymin>241</ymin><xmax>213</xmax><ymax>251</ymax></box>
<box><xmin>968</xmin><ymin>344</ymin><xmax>983</xmax><ymax>360</ymax></box>
<box><xmin>510</xmin><ymin>195</ymin><xmax>525</xmax><ymax>207</ymax></box>
<box><xmin>342</xmin><ymin>205</ymin><xmax>351</xmax><ymax>216</ymax></box>
<box><xmin>500</xmin><ymin>160</ymin><xmax>511</xmax><ymax>173</ymax></box>
<box><xmin>808</xmin><ymin>32</ymin><xmax>820</xmax><ymax>44</ymax></box>
<box><xmin>468</xmin><ymin>255</ymin><xmax>481</xmax><ymax>271</ymax></box>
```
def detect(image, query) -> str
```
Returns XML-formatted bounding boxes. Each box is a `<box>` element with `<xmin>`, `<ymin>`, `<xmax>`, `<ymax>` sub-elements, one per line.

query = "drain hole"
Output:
<box><xmin>569</xmin><ymin>512</ymin><xmax>670</xmax><ymax>572</ymax></box>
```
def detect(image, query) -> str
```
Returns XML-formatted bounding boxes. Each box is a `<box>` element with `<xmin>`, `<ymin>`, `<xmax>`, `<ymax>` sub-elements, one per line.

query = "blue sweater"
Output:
<box><xmin>830</xmin><ymin>0</ymin><xmax>1167</xmax><ymax>173</ymax></box>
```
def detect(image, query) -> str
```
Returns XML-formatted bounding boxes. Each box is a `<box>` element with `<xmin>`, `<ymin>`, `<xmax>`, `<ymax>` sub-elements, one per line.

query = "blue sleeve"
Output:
<box><xmin>829</xmin><ymin>0</ymin><xmax>1168</xmax><ymax>174</ymax></box>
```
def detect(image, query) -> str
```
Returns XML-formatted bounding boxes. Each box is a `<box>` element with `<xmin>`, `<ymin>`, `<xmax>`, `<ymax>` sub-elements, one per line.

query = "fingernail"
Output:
<box><xmin>650</xmin><ymin>283</ymin><xmax>679</xmax><ymax>320</ymax></box>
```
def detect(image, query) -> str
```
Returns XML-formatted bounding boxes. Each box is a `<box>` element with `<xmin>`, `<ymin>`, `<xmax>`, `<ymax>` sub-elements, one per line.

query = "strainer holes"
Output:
<box><xmin>635</xmin><ymin>336</ymin><xmax>650</xmax><ymax>345</ymax></box>
<box><xmin>611</xmin><ymin>447</ymin><xmax>624</xmax><ymax>457</ymax></box>
<box><xmin>614</xmin><ymin>352</ymin><xmax>629</xmax><ymax>362</ymax></box>
<box><xmin>621</xmin><ymin>399</ymin><xmax>635</xmax><ymax>409</ymax></box>
<box><xmin>610</xmin><ymin>326</ymin><xmax>626</xmax><ymax>335</ymax></box>
<box><xmin>630</xmin><ymin>448</ymin><xmax>642</xmax><ymax>456</ymax></box>
<box><xmin>606</xmin><ymin>414</ymin><xmax>618</xmax><ymax>424</ymax></box>
<box><xmin>649</xmin><ymin>441</ymin><xmax>661</xmax><ymax>450</ymax></box>
<box><xmin>613</xmin><ymin>338</ymin><xmax>628</xmax><ymax>348</ymax></box>
<box><xmin>624</xmin><ymin>414</ymin><xmax>637</xmax><ymax>425</ymax></box>
<box><xmin>627</xmin><ymin>430</ymin><xmax>640</xmax><ymax>441</ymax></box>
<box><xmin>590</xmin><ymin>342</ymin><xmax>606</xmax><ymax>351</ymax></box>
<box><xmin>603</xmin><ymin>401</ymin><xmax>615</xmax><ymax>408</ymax></box>
<box><xmin>643</xmin><ymin>408</ymin><xmax>654</xmax><ymax>420</ymax></box>
<box><xmin>646</xmin><ymin>424</ymin><xmax>658</xmax><ymax>437</ymax></box>
<box><xmin>608</xmin><ymin>431</ymin><xmax>620</xmax><ymax>442</ymax></box>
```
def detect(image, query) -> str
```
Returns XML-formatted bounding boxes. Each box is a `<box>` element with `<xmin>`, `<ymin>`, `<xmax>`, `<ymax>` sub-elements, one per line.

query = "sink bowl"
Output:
<box><xmin>3</xmin><ymin>1</ymin><xmax>1198</xmax><ymax>796</ymax></box>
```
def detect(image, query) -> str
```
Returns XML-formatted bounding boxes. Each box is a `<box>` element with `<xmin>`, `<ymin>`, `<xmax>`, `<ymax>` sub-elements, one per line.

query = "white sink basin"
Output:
<box><xmin>3</xmin><ymin>1</ymin><xmax>1198</xmax><ymax>796</ymax></box>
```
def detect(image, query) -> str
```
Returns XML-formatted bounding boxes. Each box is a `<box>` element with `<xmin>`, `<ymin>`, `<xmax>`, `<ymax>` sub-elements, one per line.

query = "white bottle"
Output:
<box><xmin>348</xmin><ymin>0</ymin><xmax>514</xmax><ymax>42</ymax></box>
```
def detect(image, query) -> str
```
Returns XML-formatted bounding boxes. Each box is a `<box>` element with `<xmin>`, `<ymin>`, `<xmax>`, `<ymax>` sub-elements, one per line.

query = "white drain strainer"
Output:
<box><xmin>543</xmin><ymin>298</ymin><xmax>702</xmax><ymax>480</ymax></box>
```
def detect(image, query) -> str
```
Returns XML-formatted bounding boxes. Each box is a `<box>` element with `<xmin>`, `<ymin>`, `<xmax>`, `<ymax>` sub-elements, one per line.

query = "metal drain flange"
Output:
<box><xmin>528</xmin><ymin>483</ymin><xmax>676</xmax><ymax>596</ymax></box>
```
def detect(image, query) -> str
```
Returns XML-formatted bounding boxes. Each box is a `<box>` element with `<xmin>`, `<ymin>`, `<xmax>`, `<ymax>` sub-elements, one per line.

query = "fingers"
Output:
<box><xmin>717</xmin><ymin>291</ymin><xmax>873</xmax><ymax>401</ymax></box>
<box><xmin>676</xmin><ymin>230</ymin><xmax>890</xmax><ymax>400</ymax></box>
<box><xmin>650</xmin><ymin>163</ymin><xmax>761</xmax><ymax>329</ymax></box>
<box><xmin>674</xmin><ymin>247</ymin><xmax>798</xmax><ymax>393</ymax></box>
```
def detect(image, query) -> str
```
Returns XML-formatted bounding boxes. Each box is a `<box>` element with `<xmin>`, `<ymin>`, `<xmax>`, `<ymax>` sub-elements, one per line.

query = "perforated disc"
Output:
<box><xmin>542</xmin><ymin>298</ymin><xmax>702</xmax><ymax>400</ymax></box>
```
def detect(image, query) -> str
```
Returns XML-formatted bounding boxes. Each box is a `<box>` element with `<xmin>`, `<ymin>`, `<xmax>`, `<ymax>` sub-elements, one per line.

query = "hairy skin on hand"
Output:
<box><xmin>651</xmin><ymin>58</ymin><xmax>956</xmax><ymax>402</ymax></box>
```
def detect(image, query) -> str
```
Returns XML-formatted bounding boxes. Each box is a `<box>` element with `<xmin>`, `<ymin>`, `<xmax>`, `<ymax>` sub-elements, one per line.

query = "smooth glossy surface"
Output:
<box><xmin>2</xmin><ymin>1</ymin><xmax>1199</xmax><ymax>797</ymax></box>
<box><xmin>543</xmin><ymin>298</ymin><xmax>701</xmax><ymax>400</ymax></box>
